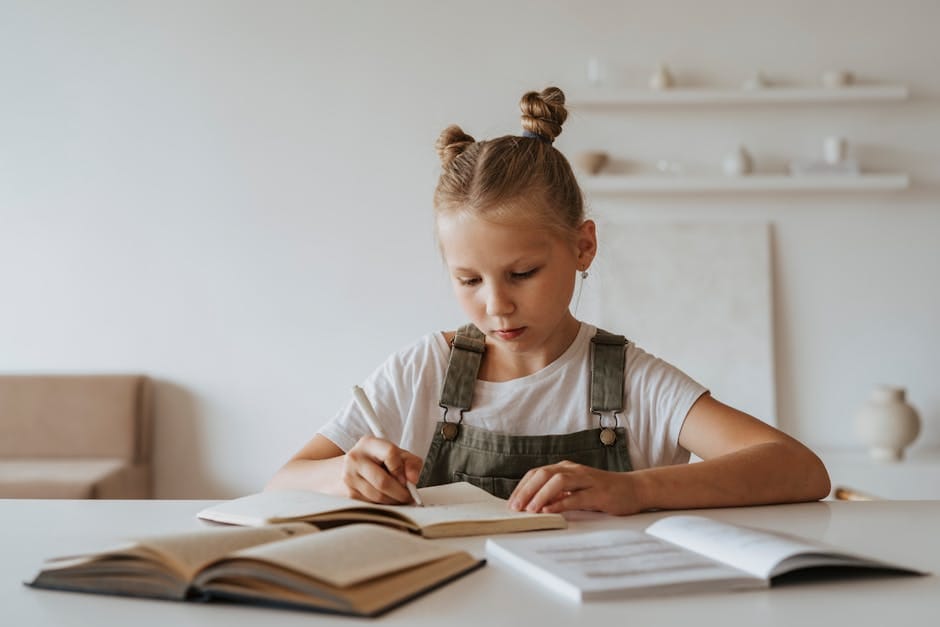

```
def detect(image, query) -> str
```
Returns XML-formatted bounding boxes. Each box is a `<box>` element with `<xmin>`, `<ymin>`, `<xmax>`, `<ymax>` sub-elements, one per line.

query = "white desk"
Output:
<box><xmin>2</xmin><ymin>499</ymin><xmax>937</xmax><ymax>626</ymax></box>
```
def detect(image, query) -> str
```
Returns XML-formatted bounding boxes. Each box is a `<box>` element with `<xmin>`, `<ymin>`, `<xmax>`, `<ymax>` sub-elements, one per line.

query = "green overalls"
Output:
<box><xmin>416</xmin><ymin>323</ymin><xmax>634</xmax><ymax>499</ymax></box>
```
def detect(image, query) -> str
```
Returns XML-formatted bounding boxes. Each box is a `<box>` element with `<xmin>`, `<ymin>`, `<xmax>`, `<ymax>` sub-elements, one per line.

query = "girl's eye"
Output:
<box><xmin>458</xmin><ymin>277</ymin><xmax>481</xmax><ymax>287</ymax></box>
<box><xmin>511</xmin><ymin>268</ymin><xmax>539</xmax><ymax>280</ymax></box>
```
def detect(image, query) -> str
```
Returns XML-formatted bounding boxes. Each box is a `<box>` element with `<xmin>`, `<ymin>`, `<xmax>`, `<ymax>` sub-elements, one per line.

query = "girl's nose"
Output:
<box><xmin>485</xmin><ymin>284</ymin><xmax>515</xmax><ymax>317</ymax></box>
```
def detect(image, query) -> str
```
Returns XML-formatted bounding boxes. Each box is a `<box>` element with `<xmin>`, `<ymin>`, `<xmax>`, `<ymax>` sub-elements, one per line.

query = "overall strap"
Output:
<box><xmin>439</xmin><ymin>323</ymin><xmax>486</xmax><ymax>410</ymax></box>
<box><xmin>590</xmin><ymin>328</ymin><xmax>628</xmax><ymax>414</ymax></box>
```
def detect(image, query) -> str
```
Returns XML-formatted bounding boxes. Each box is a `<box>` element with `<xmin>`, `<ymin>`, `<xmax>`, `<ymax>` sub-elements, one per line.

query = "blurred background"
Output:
<box><xmin>1</xmin><ymin>0</ymin><xmax>937</xmax><ymax>497</ymax></box>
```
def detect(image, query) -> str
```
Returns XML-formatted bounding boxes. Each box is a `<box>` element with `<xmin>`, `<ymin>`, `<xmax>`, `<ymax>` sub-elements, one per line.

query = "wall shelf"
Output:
<box><xmin>569</xmin><ymin>85</ymin><xmax>909</xmax><ymax>107</ymax></box>
<box><xmin>581</xmin><ymin>174</ymin><xmax>910</xmax><ymax>193</ymax></box>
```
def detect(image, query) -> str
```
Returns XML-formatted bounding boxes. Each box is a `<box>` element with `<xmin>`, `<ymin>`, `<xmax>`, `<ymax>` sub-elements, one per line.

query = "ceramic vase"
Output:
<box><xmin>823</xmin><ymin>136</ymin><xmax>847</xmax><ymax>164</ymax></box>
<box><xmin>722</xmin><ymin>145</ymin><xmax>753</xmax><ymax>176</ymax></box>
<box><xmin>854</xmin><ymin>385</ymin><xmax>921</xmax><ymax>462</ymax></box>
<box><xmin>649</xmin><ymin>64</ymin><xmax>674</xmax><ymax>90</ymax></box>
<box><xmin>574</xmin><ymin>150</ymin><xmax>609</xmax><ymax>175</ymax></box>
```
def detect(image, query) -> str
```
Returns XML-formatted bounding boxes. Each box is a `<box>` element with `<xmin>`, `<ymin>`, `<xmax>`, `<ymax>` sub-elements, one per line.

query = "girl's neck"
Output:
<box><xmin>478</xmin><ymin>315</ymin><xmax>582</xmax><ymax>382</ymax></box>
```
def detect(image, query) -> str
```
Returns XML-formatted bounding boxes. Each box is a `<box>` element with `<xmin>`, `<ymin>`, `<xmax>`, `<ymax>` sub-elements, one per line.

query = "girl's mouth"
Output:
<box><xmin>493</xmin><ymin>327</ymin><xmax>526</xmax><ymax>341</ymax></box>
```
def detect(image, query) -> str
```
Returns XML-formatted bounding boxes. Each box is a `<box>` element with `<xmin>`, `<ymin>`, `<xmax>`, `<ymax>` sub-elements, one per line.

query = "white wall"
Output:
<box><xmin>1</xmin><ymin>1</ymin><xmax>937</xmax><ymax>497</ymax></box>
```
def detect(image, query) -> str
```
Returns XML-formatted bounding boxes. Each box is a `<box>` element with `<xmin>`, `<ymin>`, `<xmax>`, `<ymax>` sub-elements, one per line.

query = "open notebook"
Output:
<box><xmin>197</xmin><ymin>482</ymin><xmax>566</xmax><ymax>538</ymax></box>
<box><xmin>486</xmin><ymin>514</ymin><xmax>926</xmax><ymax>601</ymax></box>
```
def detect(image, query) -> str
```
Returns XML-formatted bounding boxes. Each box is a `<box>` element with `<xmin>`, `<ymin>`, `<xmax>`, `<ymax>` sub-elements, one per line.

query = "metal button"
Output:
<box><xmin>441</xmin><ymin>422</ymin><xmax>460</xmax><ymax>441</ymax></box>
<box><xmin>599</xmin><ymin>428</ymin><xmax>617</xmax><ymax>446</ymax></box>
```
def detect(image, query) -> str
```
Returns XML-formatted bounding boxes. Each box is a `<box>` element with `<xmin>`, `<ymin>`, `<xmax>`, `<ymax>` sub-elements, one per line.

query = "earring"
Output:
<box><xmin>580</xmin><ymin>269</ymin><xmax>589</xmax><ymax>280</ymax></box>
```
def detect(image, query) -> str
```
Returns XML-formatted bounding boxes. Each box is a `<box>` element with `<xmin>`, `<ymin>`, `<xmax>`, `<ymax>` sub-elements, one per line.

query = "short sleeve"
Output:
<box><xmin>623</xmin><ymin>343</ymin><xmax>708</xmax><ymax>469</ymax></box>
<box><xmin>316</xmin><ymin>333</ymin><xmax>447</xmax><ymax>454</ymax></box>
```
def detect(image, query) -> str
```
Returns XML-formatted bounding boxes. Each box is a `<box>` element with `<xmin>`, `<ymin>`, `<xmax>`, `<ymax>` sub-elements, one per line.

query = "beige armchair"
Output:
<box><xmin>0</xmin><ymin>375</ymin><xmax>153</xmax><ymax>498</ymax></box>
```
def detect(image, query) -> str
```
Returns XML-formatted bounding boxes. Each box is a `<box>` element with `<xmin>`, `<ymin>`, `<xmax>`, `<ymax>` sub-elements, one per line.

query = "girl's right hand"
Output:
<box><xmin>341</xmin><ymin>435</ymin><xmax>424</xmax><ymax>504</ymax></box>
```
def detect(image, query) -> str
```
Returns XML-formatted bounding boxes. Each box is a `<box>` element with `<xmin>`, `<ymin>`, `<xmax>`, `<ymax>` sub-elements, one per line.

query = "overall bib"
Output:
<box><xmin>416</xmin><ymin>323</ymin><xmax>633</xmax><ymax>499</ymax></box>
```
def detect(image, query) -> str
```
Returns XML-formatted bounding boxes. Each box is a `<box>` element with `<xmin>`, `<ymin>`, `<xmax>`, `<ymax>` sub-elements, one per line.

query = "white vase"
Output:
<box><xmin>854</xmin><ymin>385</ymin><xmax>921</xmax><ymax>462</ymax></box>
<box><xmin>649</xmin><ymin>64</ymin><xmax>674</xmax><ymax>90</ymax></box>
<box><xmin>722</xmin><ymin>145</ymin><xmax>753</xmax><ymax>176</ymax></box>
<box><xmin>823</xmin><ymin>136</ymin><xmax>847</xmax><ymax>164</ymax></box>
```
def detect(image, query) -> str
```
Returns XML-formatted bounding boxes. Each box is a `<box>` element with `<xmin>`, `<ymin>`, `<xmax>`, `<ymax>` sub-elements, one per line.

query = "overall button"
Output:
<box><xmin>599</xmin><ymin>428</ymin><xmax>617</xmax><ymax>446</ymax></box>
<box><xmin>441</xmin><ymin>422</ymin><xmax>460</xmax><ymax>441</ymax></box>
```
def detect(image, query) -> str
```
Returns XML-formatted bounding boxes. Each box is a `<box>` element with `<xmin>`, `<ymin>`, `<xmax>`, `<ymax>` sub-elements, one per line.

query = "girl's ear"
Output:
<box><xmin>575</xmin><ymin>220</ymin><xmax>598</xmax><ymax>270</ymax></box>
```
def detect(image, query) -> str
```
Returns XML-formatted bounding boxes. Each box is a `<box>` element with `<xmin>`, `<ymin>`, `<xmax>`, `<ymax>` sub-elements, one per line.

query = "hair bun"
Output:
<box><xmin>520</xmin><ymin>87</ymin><xmax>567</xmax><ymax>142</ymax></box>
<box><xmin>435</xmin><ymin>125</ymin><xmax>476</xmax><ymax>167</ymax></box>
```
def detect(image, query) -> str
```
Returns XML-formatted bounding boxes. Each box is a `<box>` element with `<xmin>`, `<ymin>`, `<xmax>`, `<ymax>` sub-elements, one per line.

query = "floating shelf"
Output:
<box><xmin>569</xmin><ymin>85</ymin><xmax>909</xmax><ymax>107</ymax></box>
<box><xmin>582</xmin><ymin>174</ymin><xmax>910</xmax><ymax>193</ymax></box>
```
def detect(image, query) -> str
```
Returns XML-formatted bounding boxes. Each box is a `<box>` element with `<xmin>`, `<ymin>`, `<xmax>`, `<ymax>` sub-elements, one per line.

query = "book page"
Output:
<box><xmin>486</xmin><ymin>529</ymin><xmax>761</xmax><ymax>601</ymax></box>
<box><xmin>135</xmin><ymin>523</ymin><xmax>317</xmax><ymax>579</ymax></box>
<box><xmin>198</xmin><ymin>482</ymin><xmax>562</xmax><ymax>534</ymax></box>
<box><xmin>224</xmin><ymin>524</ymin><xmax>463</xmax><ymax>587</ymax></box>
<box><xmin>645</xmin><ymin>515</ymin><xmax>835</xmax><ymax>580</ymax></box>
<box><xmin>416</xmin><ymin>482</ymin><xmax>504</xmax><ymax>505</ymax></box>
<box><xmin>198</xmin><ymin>490</ymin><xmax>407</xmax><ymax>526</ymax></box>
<box><xmin>32</xmin><ymin>523</ymin><xmax>317</xmax><ymax>593</ymax></box>
<box><xmin>383</xmin><ymin>485</ymin><xmax>561</xmax><ymax>529</ymax></box>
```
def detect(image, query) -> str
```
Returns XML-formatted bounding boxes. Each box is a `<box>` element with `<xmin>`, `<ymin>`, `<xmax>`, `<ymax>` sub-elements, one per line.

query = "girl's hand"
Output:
<box><xmin>508</xmin><ymin>460</ymin><xmax>642</xmax><ymax>516</ymax></box>
<box><xmin>342</xmin><ymin>436</ymin><xmax>424</xmax><ymax>504</ymax></box>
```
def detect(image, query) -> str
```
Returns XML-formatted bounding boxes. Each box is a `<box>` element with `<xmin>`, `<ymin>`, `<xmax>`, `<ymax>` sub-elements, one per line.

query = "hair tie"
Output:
<box><xmin>521</xmin><ymin>129</ymin><xmax>553</xmax><ymax>144</ymax></box>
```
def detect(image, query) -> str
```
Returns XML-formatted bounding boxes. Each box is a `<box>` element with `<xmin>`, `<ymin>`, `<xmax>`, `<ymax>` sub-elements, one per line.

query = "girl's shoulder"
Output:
<box><xmin>441</xmin><ymin>330</ymin><xmax>456</xmax><ymax>346</ymax></box>
<box><xmin>377</xmin><ymin>331</ymin><xmax>451</xmax><ymax>374</ymax></box>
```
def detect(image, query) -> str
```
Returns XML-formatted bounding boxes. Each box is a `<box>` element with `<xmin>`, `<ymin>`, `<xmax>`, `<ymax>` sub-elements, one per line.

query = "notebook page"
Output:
<box><xmin>228</xmin><ymin>524</ymin><xmax>461</xmax><ymax>587</ymax></box>
<box><xmin>646</xmin><ymin>515</ymin><xmax>826</xmax><ymax>579</ymax></box>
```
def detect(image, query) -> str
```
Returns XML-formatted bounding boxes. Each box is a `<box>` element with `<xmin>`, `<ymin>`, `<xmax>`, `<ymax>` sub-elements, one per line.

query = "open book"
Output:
<box><xmin>485</xmin><ymin>514</ymin><xmax>926</xmax><ymax>602</ymax></box>
<box><xmin>27</xmin><ymin>522</ymin><xmax>482</xmax><ymax>617</ymax></box>
<box><xmin>197</xmin><ymin>482</ymin><xmax>566</xmax><ymax>538</ymax></box>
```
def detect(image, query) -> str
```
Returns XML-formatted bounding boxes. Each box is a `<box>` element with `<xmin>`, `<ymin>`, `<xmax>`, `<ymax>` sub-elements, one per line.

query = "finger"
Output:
<box><xmin>524</xmin><ymin>472</ymin><xmax>572</xmax><ymax>513</ymax></box>
<box><xmin>360</xmin><ymin>438</ymin><xmax>413</xmax><ymax>487</ymax></box>
<box><xmin>540</xmin><ymin>489</ymin><xmax>590</xmax><ymax>514</ymax></box>
<box><xmin>358</xmin><ymin>458</ymin><xmax>411</xmax><ymax>503</ymax></box>
<box><xmin>351</xmin><ymin>436</ymin><xmax>407</xmax><ymax>488</ymax></box>
<box><xmin>509</xmin><ymin>466</ymin><xmax>556</xmax><ymax>511</ymax></box>
<box><xmin>348</xmin><ymin>470</ymin><xmax>403</xmax><ymax>504</ymax></box>
<box><xmin>400</xmin><ymin>451</ymin><xmax>424</xmax><ymax>484</ymax></box>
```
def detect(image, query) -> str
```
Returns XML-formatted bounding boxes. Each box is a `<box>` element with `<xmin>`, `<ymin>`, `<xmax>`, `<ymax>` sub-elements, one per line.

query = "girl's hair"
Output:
<box><xmin>433</xmin><ymin>86</ymin><xmax>584</xmax><ymax>241</ymax></box>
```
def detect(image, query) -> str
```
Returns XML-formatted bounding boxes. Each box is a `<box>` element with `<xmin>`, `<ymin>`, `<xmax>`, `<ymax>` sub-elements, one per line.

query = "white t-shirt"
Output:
<box><xmin>318</xmin><ymin>323</ymin><xmax>707</xmax><ymax>470</ymax></box>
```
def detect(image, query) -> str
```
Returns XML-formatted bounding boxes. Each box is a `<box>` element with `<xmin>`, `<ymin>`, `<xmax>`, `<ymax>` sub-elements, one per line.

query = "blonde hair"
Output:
<box><xmin>433</xmin><ymin>87</ymin><xmax>584</xmax><ymax>241</ymax></box>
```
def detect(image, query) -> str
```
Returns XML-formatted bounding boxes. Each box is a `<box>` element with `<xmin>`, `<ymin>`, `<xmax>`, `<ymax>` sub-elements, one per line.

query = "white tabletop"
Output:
<box><xmin>2</xmin><ymin>498</ymin><xmax>937</xmax><ymax>626</ymax></box>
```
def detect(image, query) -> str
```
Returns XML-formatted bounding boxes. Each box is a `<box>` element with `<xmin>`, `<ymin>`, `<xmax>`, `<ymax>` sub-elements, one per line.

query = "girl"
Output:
<box><xmin>268</xmin><ymin>87</ymin><xmax>830</xmax><ymax>515</ymax></box>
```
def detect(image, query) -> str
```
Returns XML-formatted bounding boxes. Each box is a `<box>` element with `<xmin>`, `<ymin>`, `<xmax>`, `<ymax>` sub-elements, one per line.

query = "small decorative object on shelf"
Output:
<box><xmin>854</xmin><ymin>385</ymin><xmax>921</xmax><ymax>462</ymax></box>
<box><xmin>790</xmin><ymin>136</ymin><xmax>859</xmax><ymax>176</ymax></box>
<box><xmin>586</xmin><ymin>56</ymin><xmax>606</xmax><ymax>86</ymax></box>
<box><xmin>821</xmin><ymin>69</ymin><xmax>855</xmax><ymax>88</ymax></box>
<box><xmin>742</xmin><ymin>70</ymin><xmax>770</xmax><ymax>90</ymax></box>
<box><xmin>823</xmin><ymin>136</ymin><xmax>848</xmax><ymax>164</ymax></box>
<box><xmin>722</xmin><ymin>145</ymin><xmax>753</xmax><ymax>176</ymax></box>
<box><xmin>655</xmin><ymin>159</ymin><xmax>684</xmax><ymax>175</ymax></box>
<box><xmin>574</xmin><ymin>150</ymin><xmax>609</xmax><ymax>175</ymax></box>
<box><xmin>649</xmin><ymin>63</ymin><xmax>674</xmax><ymax>90</ymax></box>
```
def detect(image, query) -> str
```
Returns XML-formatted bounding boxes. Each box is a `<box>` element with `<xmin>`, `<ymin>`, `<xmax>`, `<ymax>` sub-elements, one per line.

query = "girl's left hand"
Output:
<box><xmin>508</xmin><ymin>460</ymin><xmax>641</xmax><ymax>516</ymax></box>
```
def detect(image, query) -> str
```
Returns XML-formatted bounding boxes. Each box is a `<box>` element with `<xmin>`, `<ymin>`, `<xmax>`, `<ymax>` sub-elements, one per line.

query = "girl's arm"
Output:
<box><xmin>266</xmin><ymin>433</ymin><xmax>423</xmax><ymax>505</ymax></box>
<box><xmin>509</xmin><ymin>394</ymin><xmax>831</xmax><ymax>515</ymax></box>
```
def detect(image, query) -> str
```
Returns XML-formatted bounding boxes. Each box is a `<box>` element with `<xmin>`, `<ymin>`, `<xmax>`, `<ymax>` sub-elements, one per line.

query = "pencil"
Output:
<box><xmin>351</xmin><ymin>385</ymin><xmax>424</xmax><ymax>506</ymax></box>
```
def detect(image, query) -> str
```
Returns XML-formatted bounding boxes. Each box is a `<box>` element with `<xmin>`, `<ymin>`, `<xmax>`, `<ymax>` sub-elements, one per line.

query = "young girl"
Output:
<box><xmin>268</xmin><ymin>87</ymin><xmax>830</xmax><ymax>515</ymax></box>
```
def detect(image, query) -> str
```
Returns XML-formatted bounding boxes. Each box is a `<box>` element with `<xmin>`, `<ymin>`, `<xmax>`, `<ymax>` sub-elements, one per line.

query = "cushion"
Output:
<box><xmin>0</xmin><ymin>458</ymin><xmax>150</xmax><ymax>499</ymax></box>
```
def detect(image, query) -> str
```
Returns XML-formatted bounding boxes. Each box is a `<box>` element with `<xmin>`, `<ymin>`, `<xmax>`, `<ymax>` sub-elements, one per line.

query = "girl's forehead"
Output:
<box><xmin>438</xmin><ymin>213</ymin><xmax>563</xmax><ymax>266</ymax></box>
<box><xmin>437</xmin><ymin>211</ymin><xmax>551</xmax><ymax>240</ymax></box>
<box><xmin>439</xmin><ymin>214</ymin><xmax>553</xmax><ymax>245</ymax></box>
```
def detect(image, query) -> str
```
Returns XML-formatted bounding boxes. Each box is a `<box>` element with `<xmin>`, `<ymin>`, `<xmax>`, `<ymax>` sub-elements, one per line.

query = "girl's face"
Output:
<box><xmin>437</xmin><ymin>211</ymin><xmax>596</xmax><ymax>367</ymax></box>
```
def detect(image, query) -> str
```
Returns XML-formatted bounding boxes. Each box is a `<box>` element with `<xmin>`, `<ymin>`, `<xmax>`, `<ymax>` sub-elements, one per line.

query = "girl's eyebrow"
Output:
<box><xmin>452</xmin><ymin>255</ymin><xmax>544</xmax><ymax>274</ymax></box>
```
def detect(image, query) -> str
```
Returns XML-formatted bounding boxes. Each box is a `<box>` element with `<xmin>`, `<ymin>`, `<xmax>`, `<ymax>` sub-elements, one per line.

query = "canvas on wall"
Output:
<box><xmin>578</xmin><ymin>221</ymin><xmax>776</xmax><ymax>426</ymax></box>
